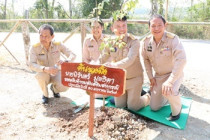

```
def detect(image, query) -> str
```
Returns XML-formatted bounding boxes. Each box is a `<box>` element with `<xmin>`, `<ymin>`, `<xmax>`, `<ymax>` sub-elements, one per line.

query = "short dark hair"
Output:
<box><xmin>91</xmin><ymin>18</ymin><xmax>104</xmax><ymax>27</ymax></box>
<box><xmin>112</xmin><ymin>15</ymin><xmax>127</xmax><ymax>23</ymax></box>
<box><xmin>149</xmin><ymin>14</ymin><xmax>166</xmax><ymax>26</ymax></box>
<box><xmin>39</xmin><ymin>24</ymin><xmax>54</xmax><ymax>36</ymax></box>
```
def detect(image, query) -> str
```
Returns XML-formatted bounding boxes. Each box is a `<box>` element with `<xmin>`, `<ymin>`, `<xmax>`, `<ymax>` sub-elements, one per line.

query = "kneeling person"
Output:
<box><xmin>141</xmin><ymin>14</ymin><xmax>186</xmax><ymax>121</ymax></box>
<box><xmin>101</xmin><ymin>16</ymin><xmax>150</xmax><ymax>111</ymax></box>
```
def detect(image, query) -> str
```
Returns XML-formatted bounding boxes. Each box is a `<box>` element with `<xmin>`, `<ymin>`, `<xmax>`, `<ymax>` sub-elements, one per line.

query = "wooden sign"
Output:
<box><xmin>61</xmin><ymin>62</ymin><xmax>126</xmax><ymax>97</ymax></box>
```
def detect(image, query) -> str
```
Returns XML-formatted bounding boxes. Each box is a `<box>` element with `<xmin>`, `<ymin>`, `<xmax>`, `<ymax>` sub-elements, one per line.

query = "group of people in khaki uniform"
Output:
<box><xmin>29</xmin><ymin>14</ymin><xmax>186</xmax><ymax>121</ymax></box>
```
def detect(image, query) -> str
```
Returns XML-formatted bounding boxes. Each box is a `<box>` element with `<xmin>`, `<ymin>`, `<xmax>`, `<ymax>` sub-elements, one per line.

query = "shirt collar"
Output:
<box><xmin>90</xmin><ymin>34</ymin><xmax>104</xmax><ymax>42</ymax></box>
<box><xmin>150</xmin><ymin>31</ymin><xmax>167</xmax><ymax>45</ymax></box>
<box><xmin>40</xmin><ymin>41</ymin><xmax>53</xmax><ymax>51</ymax></box>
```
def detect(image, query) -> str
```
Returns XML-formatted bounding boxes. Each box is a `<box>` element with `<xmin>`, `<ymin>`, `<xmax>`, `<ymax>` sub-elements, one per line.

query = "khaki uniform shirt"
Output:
<box><xmin>101</xmin><ymin>33</ymin><xmax>143</xmax><ymax>79</ymax></box>
<box><xmin>141</xmin><ymin>31</ymin><xmax>186</xmax><ymax>84</ymax></box>
<box><xmin>29</xmin><ymin>41</ymin><xmax>76</xmax><ymax>72</ymax></box>
<box><xmin>82</xmin><ymin>34</ymin><xmax>106</xmax><ymax>63</ymax></box>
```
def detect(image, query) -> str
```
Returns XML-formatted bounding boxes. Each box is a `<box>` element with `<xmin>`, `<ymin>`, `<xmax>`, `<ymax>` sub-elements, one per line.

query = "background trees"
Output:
<box><xmin>0</xmin><ymin>0</ymin><xmax>209</xmax><ymax>39</ymax></box>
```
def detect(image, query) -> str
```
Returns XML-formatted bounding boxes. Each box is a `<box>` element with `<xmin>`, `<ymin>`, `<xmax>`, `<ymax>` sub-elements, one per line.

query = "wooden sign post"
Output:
<box><xmin>61</xmin><ymin>62</ymin><xmax>126</xmax><ymax>137</ymax></box>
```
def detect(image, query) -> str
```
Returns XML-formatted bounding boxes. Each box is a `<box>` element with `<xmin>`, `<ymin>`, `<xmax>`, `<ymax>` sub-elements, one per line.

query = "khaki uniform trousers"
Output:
<box><xmin>114</xmin><ymin>76</ymin><xmax>150</xmax><ymax>111</ymax></box>
<box><xmin>35</xmin><ymin>71</ymin><xmax>69</xmax><ymax>97</ymax></box>
<box><xmin>150</xmin><ymin>74</ymin><xmax>183</xmax><ymax>116</ymax></box>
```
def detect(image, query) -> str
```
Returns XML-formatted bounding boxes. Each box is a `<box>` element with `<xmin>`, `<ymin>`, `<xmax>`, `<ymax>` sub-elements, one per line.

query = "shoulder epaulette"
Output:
<box><xmin>128</xmin><ymin>33</ymin><xmax>136</xmax><ymax>40</ymax></box>
<box><xmin>166</xmin><ymin>32</ymin><xmax>175</xmax><ymax>39</ymax></box>
<box><xmin>33</xmin><ymin>43</ymin><xmax>40</xmax><ymax>48</ymax></box>
<box><xmin>53</xmin><ymin>41</ymin><xmax>61</xmax><ymax>46</ymax></box>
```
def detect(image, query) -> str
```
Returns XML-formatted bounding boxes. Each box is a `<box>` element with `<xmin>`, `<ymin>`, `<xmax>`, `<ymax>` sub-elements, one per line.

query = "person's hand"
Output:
<box><xmin>44</xmin><ymin>66</ymin><xmax>58</xmax><ymax>76</ymax></box>
<box><xmin>104</xmin><ymin>62</ymin><xmax>117</xmax><ymax>68</ymax></box>
<box><xmin>149</xmin><ymin>78</ymin><xmax>157</xmax><ymax>91</ymax></box>
<box><xmin>56</xmin><ymin>60</ymin><xmax>64</xmax><ymax>66</ymax></box>
<box><xmin>162</xmin><ymin>81</ymin><xmax>173</xmax><ymax>96</ymax></box>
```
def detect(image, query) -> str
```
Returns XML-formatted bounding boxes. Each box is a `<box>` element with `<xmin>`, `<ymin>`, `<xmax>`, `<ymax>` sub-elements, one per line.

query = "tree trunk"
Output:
<box><xmin>12</xmin><ymin>0</ymin><xmax>15</xmax><ymax>18</ymax></box>
<box><xmin>69</xmin><ymin>0</ymin><xmax>72</xmax><ymax>18</ymax></box>
<box><xmin>150</xmin><ymin>0</ymin><xmax>158</xmax><ymax>16</ymax></box>
<box><xmin>191</xmin><ymin>0</ymin><xmax>194</xmax><ymax>19</ymax></box>
<box><xmin>51</xmin><ymin>0</ymin><xmax>55</xmax><ymax>18</ymax></box>
<box><xmin>3</xmin><ymin>0</ymin><xmax>7</xmax><ymax>19</ymax></box>
<box><xmin>158</xmin><ymin>0</ymin><xmax>164</xmax><ymax>15</ymax></box>
<box><xmin>44</xmin><ymin>0</ymin><xmax>49</xmax><ymax>19</ymax></box>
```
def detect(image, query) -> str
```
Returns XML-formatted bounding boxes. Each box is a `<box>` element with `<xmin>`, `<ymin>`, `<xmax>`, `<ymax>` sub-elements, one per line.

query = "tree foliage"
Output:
<box><xmin>187</xmin><ymin>0</ymin><xmax>210</xmax><ymax>21</ymax></box>
<box><xmin>78</xmin><ymin>0</ymin><xmax>124</xmax><ymax>18</ymax></box>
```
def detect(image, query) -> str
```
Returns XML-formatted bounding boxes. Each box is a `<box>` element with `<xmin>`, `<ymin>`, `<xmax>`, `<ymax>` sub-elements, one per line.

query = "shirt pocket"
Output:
<box><xmin>37</xmin><ymin>54</ymin><xmax>45</xmax><ymax>62</ymax></box>
<box><xmin>51</xmin><ymin>50</ymin><xmax>60</xmax><ymax>63</ymax></box>
<box><xmin>162</xmin><ymin>49</ymin><xmax>172</xmax><ymax>57</ymax></box>
<box><xmin>88</xmin><ymin>47</ymin><xmax>99</xmax><ymax>58</ymax></box>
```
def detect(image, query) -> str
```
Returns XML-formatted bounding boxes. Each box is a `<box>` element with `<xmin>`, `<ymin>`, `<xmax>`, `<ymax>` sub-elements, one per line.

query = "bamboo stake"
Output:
<box><xmin>63</xmin><ymin>26</ymin><xmax>80</xmax><ymax>43</ymax></box>
<box><xmin>0</xmin><ymin>21</ymin><xmax>21</xmax><ymax>48</ymax></box>
<box><xmin>88</xmin><ymin>92</ymin><xmax>95</xmax><ymax>137</ymax></box>
<box><xmin>2</xmin><ymin>43</ymin><xmax>20</xmax><ymax>64</ymax></box>
<box><xmin>28</xmin><ymin>21</ymin><xmax>39</xmax><ymax>33</ymax></box>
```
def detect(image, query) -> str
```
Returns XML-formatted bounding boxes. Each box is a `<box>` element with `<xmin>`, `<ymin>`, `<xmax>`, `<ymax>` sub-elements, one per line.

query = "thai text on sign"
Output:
<box><xmin>61</xmin><ymin>62</ymin><xmax>126</xmax><ymax>97</ymax></box>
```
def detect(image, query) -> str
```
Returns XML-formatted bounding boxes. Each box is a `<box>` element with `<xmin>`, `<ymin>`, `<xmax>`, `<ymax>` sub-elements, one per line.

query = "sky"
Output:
<box><xmin>0</xmin><ymin>0</ymin><xmax>207</xmax><ymax>16</ymax></box>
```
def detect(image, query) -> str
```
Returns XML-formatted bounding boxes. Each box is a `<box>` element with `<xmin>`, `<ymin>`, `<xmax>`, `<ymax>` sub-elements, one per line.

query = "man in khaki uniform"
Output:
<box><xmin>101</xmin><ymin>16</ymin><xmax>150</xmax><ymax>111</ymax></box>
<box><xmin>141</xmin><ymin>14</ymin><xmax>186</xmax><ymax>121</ymax></box>
<box><xmin>29</xmin><ymin>24</ymin><xmax>76</xmax><ymax>104</ymax></box>
<box><xmin>82</xmin><ymin>18</ymin><xmax>109</xmax><ymax>98</ymax></box>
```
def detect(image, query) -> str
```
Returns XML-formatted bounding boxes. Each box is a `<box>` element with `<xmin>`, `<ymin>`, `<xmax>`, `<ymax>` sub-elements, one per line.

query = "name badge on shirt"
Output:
<box><xmin>39</xmin><ymin>50</ymin><xmax>45</xmax><ymax>55</ymax></box>
<box><xmin>88</xmin><ymin>45</ymin><xmax>94</xmax><ymax>48</ymax></box>
<box><xmin>147</xmin><ymin>43</ymin><xmax>152</xmax><ymax>52</ymax></box>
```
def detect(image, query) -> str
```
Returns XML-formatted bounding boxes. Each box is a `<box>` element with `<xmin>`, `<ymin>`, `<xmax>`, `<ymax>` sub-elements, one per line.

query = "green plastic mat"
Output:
<box><xmin>105</xmin><ymin>96</ymin><xmax>192</xmax><ymax>130</ymax></box>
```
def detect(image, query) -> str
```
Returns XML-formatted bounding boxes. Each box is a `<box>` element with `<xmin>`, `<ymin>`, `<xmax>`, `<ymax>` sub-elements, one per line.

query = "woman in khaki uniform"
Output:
<box><xmin>82</xmin><ymin>18</ymin><xmax>109</xmax><ymax>98</ymax></box>
<box><xmin>141</xmin><ymin>14</ymin><xmax>186</xmax><ymax>121</ymax></box>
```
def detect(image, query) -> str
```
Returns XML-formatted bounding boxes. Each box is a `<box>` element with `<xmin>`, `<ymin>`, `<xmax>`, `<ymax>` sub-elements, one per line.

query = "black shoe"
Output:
<box><xmin>109</xmin><ymin>97</ymin><xmax>115</xmax><ymax>105</ymax></box>
<box><xmin>168</xmin><ymin>112</ymin><xmax>181</xmax><ymax>121</ymax></box>
<box><xmin>42</xmin><ymin>96</ymin><xmax>49</xmax><ymax>104</ymax></box>
<box><xmin>50</xmin><ymin>84</ymin><xmax>60</xmax><ymax>98</ymax></box>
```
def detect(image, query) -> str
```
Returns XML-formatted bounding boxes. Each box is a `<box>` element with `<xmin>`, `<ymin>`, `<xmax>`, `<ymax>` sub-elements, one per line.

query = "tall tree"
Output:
<box><xmin>150</xmin><ymin>0</ymin><xmax>158</xmax><ymax>16</ymax></box>
<box><xmin>69</xmin><ymin>0</ymin><xmax>72</xmax><ymax>18</ymax></box>
<box><xmin>158</xmin><ymin>0</ymin><xmax>164</xmax><ymax>15</ymax></box>
<box><xmin>43</xmin><ymin>0</ymin><xmax>49</xmax><ymax>19</ymax></box>
<box><xmin>191</xmin><ymin>0</ymin><xmax>194</xmax><ymax>18</ymax></box>
<box><xmin>3</xmin><ymin>0</ymin><xmax>7</xmax><ymax>19</ymax></box>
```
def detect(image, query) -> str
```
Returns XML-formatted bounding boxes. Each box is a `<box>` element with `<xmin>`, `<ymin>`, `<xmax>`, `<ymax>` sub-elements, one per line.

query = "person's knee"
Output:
<box><xmin>150</xmin><ymin>104</ymin><xmax>161</xmax><ymax>111</ymax></box>
<box><xmin>55</xmin><ymin>84</ymin><xmax>69</xmax><ymax>92</ymax></box>
<box><xmin>115</xmin><ymin>100</ymin><xmax>126</xmax><ymax>108</ymax></box>
<box><xmin>35</xmin><ymin>72</ymin><xmax>50</xmax><ymax>82</ymax></box>
<box><xmin>127</xmin><ymin>104</ymin><xmax>141</xmax><ymax>111</ymax></box>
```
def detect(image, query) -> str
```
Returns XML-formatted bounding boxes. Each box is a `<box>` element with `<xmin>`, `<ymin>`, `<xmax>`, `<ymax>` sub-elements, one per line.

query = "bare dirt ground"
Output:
<box><xmin>0</xmin><ymin>33</ymin><xmax>210</xmax><ymax>140</ymax></box>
